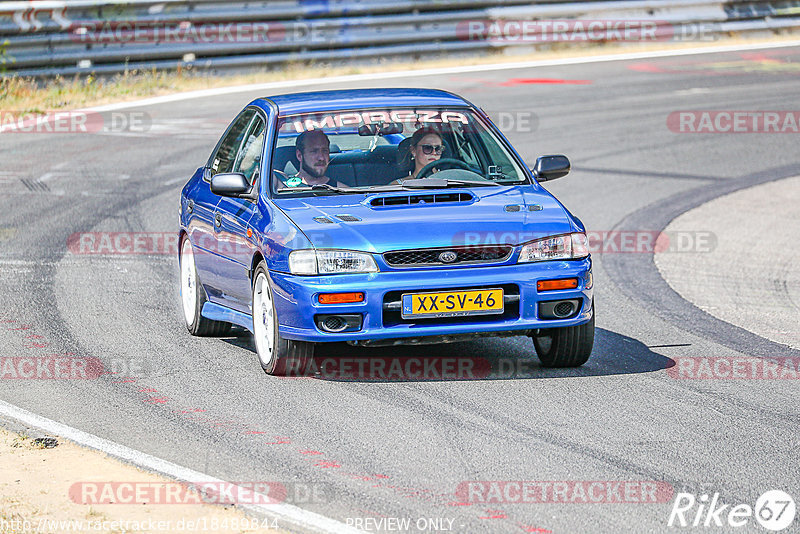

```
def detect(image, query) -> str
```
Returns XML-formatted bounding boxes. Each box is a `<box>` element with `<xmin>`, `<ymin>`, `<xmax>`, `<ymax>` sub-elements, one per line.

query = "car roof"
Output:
<box><xmin>259</xmin><ymin>88</ymin><xmax>472</xmax><ymax>116</ymax></box>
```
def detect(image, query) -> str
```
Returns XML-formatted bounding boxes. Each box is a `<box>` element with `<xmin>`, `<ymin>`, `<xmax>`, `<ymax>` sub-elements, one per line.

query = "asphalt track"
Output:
<box><xmin>2</xmin><ymin>45</ymin><xmax>800</xmax><ymax>533</ymax></box>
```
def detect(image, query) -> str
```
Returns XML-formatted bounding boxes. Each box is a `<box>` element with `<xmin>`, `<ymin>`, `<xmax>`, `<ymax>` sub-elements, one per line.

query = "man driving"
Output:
<box><xmin>276</xmin><ymin>129</ymin><xmax>348</xmax><ymax>190</ymax></box>
<box><xmin>294</xmin><ymin>129</ymin><xmax>333</xmax><ymax>186</ymax></box>
<box><xmin>275</xmin><ymin>129</ymin><xmax>345</xmax><ymax>190</ymax></box>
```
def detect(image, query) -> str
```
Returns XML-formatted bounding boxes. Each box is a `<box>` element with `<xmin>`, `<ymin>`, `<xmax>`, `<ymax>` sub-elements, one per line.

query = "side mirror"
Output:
<box><xmin>211</xmin><ymin>172</ymin><xmax>251</xmax><ymax>197</ymax></box>
<box><xmin>532</xmin><ymin>155</ymin><xmax>570</xmax><ymax>182</ymax></box>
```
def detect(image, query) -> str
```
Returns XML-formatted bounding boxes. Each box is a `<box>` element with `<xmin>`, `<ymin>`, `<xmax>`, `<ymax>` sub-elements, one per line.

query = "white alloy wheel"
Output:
<box><xmin>181</xmin><ymin>238</ymin><xmax>197</xmax><ymax>327</ymax></box>
<box><xmin>253</xmin><ymin>272</ymin><xmax>276</xmax><ymax>368</ymax></box>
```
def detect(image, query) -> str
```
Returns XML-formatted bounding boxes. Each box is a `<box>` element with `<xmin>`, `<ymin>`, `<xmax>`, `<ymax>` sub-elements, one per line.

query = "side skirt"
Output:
<box><xmin>201</xmin><ymin>302</ymin><xmax>254</xmax><ymax>333</ymax></box>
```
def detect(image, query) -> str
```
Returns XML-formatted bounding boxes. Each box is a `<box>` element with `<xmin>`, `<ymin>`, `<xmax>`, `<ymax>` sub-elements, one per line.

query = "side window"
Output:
<box><xmin>232</xmin><ymin>114</ymin><xmax>266</xmax><ymax>185</ymax></box>
<box><xmin>479</xmin><ymin>132</ymin><xmax>520</xmax><ymax>181</ymax></box>
<box><xmin>209</xmin><ymin>110</ymin><xmax>256</xmax><ymax>178</ymax></box>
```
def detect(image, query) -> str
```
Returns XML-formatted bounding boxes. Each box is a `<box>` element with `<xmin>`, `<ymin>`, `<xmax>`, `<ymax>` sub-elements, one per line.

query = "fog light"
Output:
<box><xmin>553</xmin><ymin>301</ymin><xmax>575</xmax><ymax>317</ymax></box>
<box><xmin>538</xmin><ymin>299</ymin><xmax>581</xmax><ymax>320</ymax></box>
<box><xmin>323</xmin><ymin>316</ymin><xmax>347</xmax><ymax>332</ymax></box>
<box><xmin>315</xmin><ymin>314</ymin><xmax>363</xmax><ymax>333</ymax></box>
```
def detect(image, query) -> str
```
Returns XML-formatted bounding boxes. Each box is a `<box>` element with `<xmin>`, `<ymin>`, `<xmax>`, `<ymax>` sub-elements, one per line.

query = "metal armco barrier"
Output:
<box><xmin>1</xmin><ymin>0</ymin><xmax>799</xmax><ymax>77</ymax></box>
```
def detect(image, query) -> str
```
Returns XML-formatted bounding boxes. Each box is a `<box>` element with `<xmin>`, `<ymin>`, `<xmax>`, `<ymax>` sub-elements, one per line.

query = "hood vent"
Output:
<box><xmin>370</xmin><ymin>192</ymin><xmax>474</xmax><ymax>208</ymax></box>
<box><xmin>313</xmin><ymin>216</ymin><xmax>335</xmax><ymax>224</ymax></box>
<box><xmin>336</xmin><ymin>214</ymin><xmax>361</xmax><ymax>222</ymax></box>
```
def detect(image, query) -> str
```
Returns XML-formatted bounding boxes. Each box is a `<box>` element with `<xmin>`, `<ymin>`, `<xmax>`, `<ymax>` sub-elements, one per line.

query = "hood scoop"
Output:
<box><xmin>369</xmin><ymin>192</ymin><xmax>475</xmax><ymax>208</ymax></box>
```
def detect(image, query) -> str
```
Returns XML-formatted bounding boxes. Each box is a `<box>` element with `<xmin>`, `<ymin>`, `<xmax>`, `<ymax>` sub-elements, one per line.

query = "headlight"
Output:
<box><xmin>288</xmin><ymin>249</ymin><xmax>379</xmax><ymax>275</ymax></box>
<box><xmin>518</xmin><ymin>233</ymin><xmax>589</xmax><ymax>263</ymax></box>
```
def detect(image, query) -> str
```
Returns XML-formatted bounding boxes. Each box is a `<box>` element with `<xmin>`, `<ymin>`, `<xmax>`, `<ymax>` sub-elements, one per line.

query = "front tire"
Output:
<box><xmin>532</xmin><ymin>302</ymin><xmax>595</xmax><ymax>367</ymax></box>
<box><xmin>252</xmin><ymin>263</ymin><xmax>314</xmax><ymax>376</ymax></box>
<box><xmin>180</xmin><ymin>236</ymin><xmax>232</xmax><ymax>337</ymax></box>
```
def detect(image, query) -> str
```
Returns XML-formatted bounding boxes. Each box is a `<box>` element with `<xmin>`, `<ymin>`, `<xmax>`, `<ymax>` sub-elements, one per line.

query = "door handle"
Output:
<box><xmin>214</xmin><ymin>213</ymin><xmax>222</xmax><ymax>227</ymax></box>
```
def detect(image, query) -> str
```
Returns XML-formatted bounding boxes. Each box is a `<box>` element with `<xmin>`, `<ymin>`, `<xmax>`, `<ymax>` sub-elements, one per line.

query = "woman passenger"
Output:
<box><xmin>397</xmin><ymin>127</ymin><xmax>445</xmax><ymax>179</ymax></box>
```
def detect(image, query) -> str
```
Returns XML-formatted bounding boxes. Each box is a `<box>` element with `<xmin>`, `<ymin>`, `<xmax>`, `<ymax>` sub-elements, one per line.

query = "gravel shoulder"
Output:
<box><xmin>0</xmin><ymin>427</ymin><xmax>286</xmax><ymax>534</ymax></box>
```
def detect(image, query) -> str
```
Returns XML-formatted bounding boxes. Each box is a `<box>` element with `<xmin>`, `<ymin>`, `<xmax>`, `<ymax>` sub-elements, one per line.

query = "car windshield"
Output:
<box><xmin>271</xmin><ymin>107</ymin><xmax>528</xmax><ymax>195</ymax></box>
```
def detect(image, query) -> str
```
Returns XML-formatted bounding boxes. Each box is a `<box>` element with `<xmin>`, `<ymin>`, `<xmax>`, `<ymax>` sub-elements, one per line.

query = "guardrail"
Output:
<box><xmin>1</xmin><ymin>0</ymin><xmax>799</xmax><ymax>77</ymax></box>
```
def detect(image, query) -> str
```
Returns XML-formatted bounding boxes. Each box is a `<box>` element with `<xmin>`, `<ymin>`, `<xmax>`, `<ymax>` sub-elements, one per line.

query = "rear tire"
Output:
<box><xmin>180</xmin><ymin>236</ymin><xmax>232</xmax><ymax>337</ymax></box>
<box><xmin>252</xmin><ymin>263</ymin><xmax>314</xmax><ymax>376</ymax></box>
<box><xmin>532</xmin><ymin>301</ymin><xmax>595</xmax><ymax>368</ymax></box>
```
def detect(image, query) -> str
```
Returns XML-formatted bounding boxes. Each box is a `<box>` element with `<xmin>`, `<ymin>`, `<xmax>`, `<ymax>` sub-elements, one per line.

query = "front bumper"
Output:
<box><xmin>269</xmin><ymin>258</ymin><xmax>593</xmax><ymax>343</ymax></box>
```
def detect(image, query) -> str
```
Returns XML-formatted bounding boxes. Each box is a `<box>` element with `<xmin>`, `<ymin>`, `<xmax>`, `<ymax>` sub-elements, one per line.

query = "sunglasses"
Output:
<box><xmin>418</xmin><ymin>144</ymin><xmax>444</xmax><ymax>155</ymax></box>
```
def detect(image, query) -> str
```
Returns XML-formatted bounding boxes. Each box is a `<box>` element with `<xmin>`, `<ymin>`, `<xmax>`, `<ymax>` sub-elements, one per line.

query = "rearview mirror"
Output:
<box><xmin>532</xmin><ymin>155</ymin><xmax>570</xmax><ymax>182</ymax></box>
<box><xmin>358</xmin><ymin>123</ymin><xmax>404</xmax><ymax>136</ymax></box>
<box><xmin>211</xmin><ymin>172</ymin><xmax>251</xmax><ymax>196</ymax></box>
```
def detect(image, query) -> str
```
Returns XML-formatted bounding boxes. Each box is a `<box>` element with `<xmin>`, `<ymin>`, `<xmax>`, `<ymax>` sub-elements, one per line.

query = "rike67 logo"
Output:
<box><xmin>668</xmin><ymin>490</ymin><xmax>795</xmax><ymax>531</ymax></box>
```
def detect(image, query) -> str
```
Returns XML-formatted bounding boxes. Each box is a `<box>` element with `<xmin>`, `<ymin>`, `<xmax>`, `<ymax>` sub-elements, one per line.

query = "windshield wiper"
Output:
<box><xmin>398</xmin><ymin>178</ymin><xmax>497</xmax><ymax>189</ymax></box>
<box><xmin>277</xmin><ymin>184</ymin><xmax>350</xmax><ymax>194</ymax></box>
<box><xmin>439</xmin><ymin>178</ymin><xmax>498</xmax><ymax>187</ymax></box>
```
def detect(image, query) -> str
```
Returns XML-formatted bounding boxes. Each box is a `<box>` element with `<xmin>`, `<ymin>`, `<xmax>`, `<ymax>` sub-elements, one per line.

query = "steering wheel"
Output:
<box><xmin>415</xmin><ymin>158</ymin><xmax>479</xmax><ymax>179</ymax></box>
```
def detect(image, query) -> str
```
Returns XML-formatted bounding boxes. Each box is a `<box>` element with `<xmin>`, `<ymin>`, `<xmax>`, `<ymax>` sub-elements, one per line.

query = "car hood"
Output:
<box><xmin>272</xmin><ymin>186</ymin><xmax>573</xmax><ymax>253</ymax></box>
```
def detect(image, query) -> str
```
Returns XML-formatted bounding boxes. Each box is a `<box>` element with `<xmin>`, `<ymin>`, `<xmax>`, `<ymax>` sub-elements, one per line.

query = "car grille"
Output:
<box><xmin>383</xmin><ymin>245</ymin><xmax>512</xmax><ymax>267</ymax></box>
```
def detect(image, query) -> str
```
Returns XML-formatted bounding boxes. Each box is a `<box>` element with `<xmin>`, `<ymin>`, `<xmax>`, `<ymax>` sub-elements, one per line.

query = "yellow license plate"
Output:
<box><xmin>401</xmin><ymin>288</ymin><xmax>504</xmax><ymax>319</ymax></box>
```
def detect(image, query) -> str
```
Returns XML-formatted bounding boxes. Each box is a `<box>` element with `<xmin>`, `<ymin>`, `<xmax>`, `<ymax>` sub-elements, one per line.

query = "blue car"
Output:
<box><xmin>179</xmin><ymin>88</ymin><xmax>594</xmax><ymax>375</ymax></box>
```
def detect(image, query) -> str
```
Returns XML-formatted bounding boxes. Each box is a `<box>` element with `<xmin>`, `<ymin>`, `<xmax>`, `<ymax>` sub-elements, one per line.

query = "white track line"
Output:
<box><xmin>83</xmin><ymin>39</ymin><xmax>800</xmax><ymax>113</ymax></box>
<box><xmin>0</xmin><ymin>400</ymin><xmax>365</xmax><ymax>534</ymax></box>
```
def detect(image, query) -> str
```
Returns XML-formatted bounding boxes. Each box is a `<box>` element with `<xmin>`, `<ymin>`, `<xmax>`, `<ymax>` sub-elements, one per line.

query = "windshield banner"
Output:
<box><xmin>287</xmin><ymin>110</ymin><xmax>470</xmax><ymax>133</ymax></box>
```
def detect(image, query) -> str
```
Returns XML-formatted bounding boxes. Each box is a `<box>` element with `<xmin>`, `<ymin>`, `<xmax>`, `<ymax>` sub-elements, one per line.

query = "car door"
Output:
<box><xmin>194</xmin><ymin>109</ymin><xmax>256</xmax><ymax>304</ymax></box>
<box><xmin>212</xmin><ymin>110</ymin><xmax>267</xmax><ymax>313</ymax></box>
